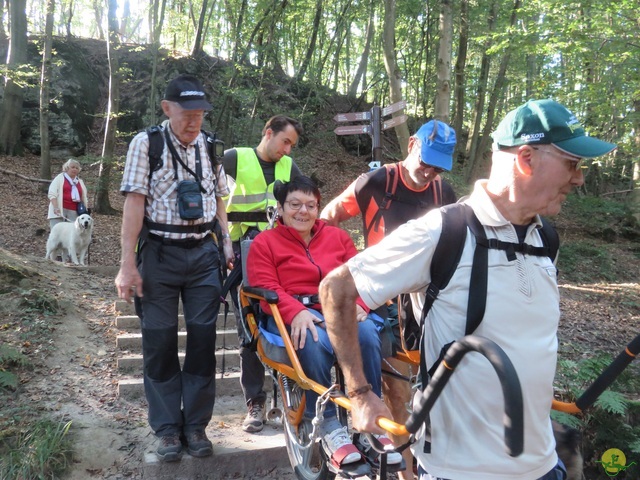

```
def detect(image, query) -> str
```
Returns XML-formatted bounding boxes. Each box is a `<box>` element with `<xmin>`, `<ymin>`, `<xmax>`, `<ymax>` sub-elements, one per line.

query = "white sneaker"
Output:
<box><xmin>356</xmin><ymin>433</ymin><xmax>403</xmax><ymax>465</ymax></box>
<box><xmin>322</xmin><ymin>426</ymin><xmax>361</xmax><ymax>466</ymax></box>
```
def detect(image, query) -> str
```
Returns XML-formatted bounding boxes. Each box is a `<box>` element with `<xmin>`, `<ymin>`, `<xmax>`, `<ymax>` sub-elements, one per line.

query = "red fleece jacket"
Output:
<box><xmin>247</xmin><ymin>219</ymin><xmax>368</xmax><ymax>325</ymax></box>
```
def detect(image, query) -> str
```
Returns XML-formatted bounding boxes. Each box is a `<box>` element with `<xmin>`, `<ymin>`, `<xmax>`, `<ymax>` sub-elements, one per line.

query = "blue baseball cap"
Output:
<box><xmin>414</xmin><ymin>120</ymin><xmax>457</xmax><ymax>171</ymax></box>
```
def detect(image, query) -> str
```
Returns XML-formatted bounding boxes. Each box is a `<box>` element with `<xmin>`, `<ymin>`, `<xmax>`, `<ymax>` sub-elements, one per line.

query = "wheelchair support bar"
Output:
<box><xmin>553</xmin><ymin>333</ymin><xmax>640</xmax><ymax>414</ymax></box>
<box><xmin>404</xmin><ymin>336</ymin><xmax>524</xmax><ymax>457</ymax></box>
<box><xmin>243</xmin><ymin>286</ymin><xmax>279</xmax><ymax>304</ymax></box>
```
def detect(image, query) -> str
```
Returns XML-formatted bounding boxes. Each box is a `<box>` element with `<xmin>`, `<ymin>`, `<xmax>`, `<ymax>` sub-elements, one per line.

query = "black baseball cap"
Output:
<box><xmin>164</xmin><ymin>74</ymin><xmax>212</xmax><ymax>111</ymax></box>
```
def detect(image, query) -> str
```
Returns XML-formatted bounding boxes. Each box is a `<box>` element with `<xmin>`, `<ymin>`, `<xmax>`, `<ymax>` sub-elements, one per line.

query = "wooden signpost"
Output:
<box><xmin>334</xmin><ymin>100</ymin><xmax>407</xmax><ymax>169</ymax></box>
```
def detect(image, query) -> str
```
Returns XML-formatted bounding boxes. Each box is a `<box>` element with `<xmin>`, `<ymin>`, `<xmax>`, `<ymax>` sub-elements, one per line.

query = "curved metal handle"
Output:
<box><xmin>405</xmin><ymin>335</ymin><xmax>524</xmax><ymax>457</ymax></box>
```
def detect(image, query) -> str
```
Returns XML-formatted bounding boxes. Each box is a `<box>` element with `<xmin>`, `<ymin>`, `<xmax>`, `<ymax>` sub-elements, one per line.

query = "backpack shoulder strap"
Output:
<box><xmin>201</xmin><ymin>129</ymin><xmax>223</xmax><ymax>167</ymax></box>
<box><xmin>365</xmin><ymin>163</ymin><xmax>399</xmax><ymax>239</ymax></box>
<box><xmin>419</xmin><ymin>203</ymin><xmax>469</xmax><ymax>387</ymax></box>
<box><xmin>146</xmin><ymin>125</ymin><xmax>164</xmax><ymax>180</ymax></box>
<box><xmin>420</xmin><ymin>203</ymin><xmax>469</xmax><ymax>321</ymax></box>
<box><xmin>538</xmin><ymin>217</ymin><xmax>559</xmax><ymax>263</ymax></box>
<box><xmin>464</xmin><ymin>206</ymin><xmax>489</xmax><ymax>336</ymax></box>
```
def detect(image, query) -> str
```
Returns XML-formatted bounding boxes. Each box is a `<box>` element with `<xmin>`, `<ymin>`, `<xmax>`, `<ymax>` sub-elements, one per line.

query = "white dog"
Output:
<box><xmin>46</xmin><ymin>214</ymin><xmax>94</xmax><ymax>265</ymax></box>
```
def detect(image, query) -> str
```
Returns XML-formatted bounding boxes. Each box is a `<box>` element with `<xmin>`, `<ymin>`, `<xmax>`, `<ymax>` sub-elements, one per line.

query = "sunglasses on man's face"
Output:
<box><xmin>419</xmin><ymin>159</ymin><xmax>445</xmax><ymax>174</ymax></box>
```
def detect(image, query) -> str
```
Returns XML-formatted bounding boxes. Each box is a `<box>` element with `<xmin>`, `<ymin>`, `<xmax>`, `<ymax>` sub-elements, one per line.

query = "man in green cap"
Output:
<box><xmin>319</xmin><ymin>99</ymin><xmax>616</xmax><ymax>479</ymax></box>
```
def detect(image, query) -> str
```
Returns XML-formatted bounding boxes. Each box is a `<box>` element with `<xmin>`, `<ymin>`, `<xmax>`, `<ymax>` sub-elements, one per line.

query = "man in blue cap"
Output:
<box><xmin>320</xmin><ymin>99</ymin><xmax>616</xmax><ymax>480</ymax></box>
<box><xmin>321</xmin><ymin>119</ymin><xmax>457</xmax><ymax>479</ymax></box>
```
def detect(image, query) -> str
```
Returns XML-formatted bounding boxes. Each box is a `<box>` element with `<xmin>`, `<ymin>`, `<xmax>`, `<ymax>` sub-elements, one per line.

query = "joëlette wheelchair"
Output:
<box><xmin>237</xmin><ymin>247</ymin><xmax>640</xmax><ymax>480</ymax></box>
<box><xmin>238</xmin><ymin>285</ymin><xmax>525</xmax><ymax>480</ymax></box>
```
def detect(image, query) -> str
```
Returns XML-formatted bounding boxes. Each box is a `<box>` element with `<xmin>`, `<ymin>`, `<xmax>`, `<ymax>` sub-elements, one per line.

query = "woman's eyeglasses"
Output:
<box><xmin>285</xmin><ymin>201</ymin><xmax>318</xmax><ymax>211</ymax></box>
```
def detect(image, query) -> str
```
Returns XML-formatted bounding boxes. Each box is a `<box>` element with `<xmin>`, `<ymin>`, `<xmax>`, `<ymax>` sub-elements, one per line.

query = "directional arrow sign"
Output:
<box><xmin>382</xmin><ymin>100</ymin><xmax>406</xmax><ymax>116</ymax></box>
<box><xmin>334</xmin><ymin>125</ymin><xmax>371</xmax><ymax>136</ymax></box>
<box><xmin>383</xmin><ymin>114</ymin><xmax>408</xmax><ymax>130</ymax></box>
<box><xmin>333</xmin><ymin>111</ymin><xmax>371</xmax><ymax>123</ymax></box>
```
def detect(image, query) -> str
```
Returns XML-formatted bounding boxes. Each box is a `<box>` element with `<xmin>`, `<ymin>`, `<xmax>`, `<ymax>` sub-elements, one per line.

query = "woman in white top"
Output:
<box><xmin>47</xmin><ymin>159</ymin><xmax>89</xmax><ymax>229</ymax></box>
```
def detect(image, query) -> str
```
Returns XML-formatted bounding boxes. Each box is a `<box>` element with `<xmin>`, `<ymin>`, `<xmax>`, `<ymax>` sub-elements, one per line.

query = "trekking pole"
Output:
<box><xmin>553</xmin><ymin>333</ymin><xmax>640</xmax><ymax>414</ymax></box>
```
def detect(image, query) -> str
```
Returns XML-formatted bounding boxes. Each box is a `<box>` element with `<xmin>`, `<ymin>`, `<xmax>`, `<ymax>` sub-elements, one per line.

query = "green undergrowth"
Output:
<box><xmin>553</xmin><ymin>353</ymin><xmax>640</xmax><ymax>477</ymax></box>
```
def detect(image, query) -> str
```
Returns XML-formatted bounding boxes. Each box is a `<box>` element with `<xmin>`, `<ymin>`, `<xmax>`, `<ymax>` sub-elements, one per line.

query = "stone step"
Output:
<box><xmin>116</xmin><ymin>329</ymin><xmax>239</xmax><ymax>353</ymax></box>
<box><xmin>117</xmin><ymin>349</ymin><xmax>241</xmax><ymax>372</ymax></box>
<box><xmin>139</xmin><ymin>395</ymin><xmax>293</xmax><ymax>479</ymax></box>
<box><xmin>118</xmin><ymin>371</ymin><xmax>275</xmax><ymax>399</ymax></box>
<box><xmin>115</xmin><ymin>299</ymin><xmax>233</xmax><ymax>316</ymax></box>
<box><xmin>115</xmin><ymin>312</ymin><xmax>234</xmax><ymax>331</ymax></box>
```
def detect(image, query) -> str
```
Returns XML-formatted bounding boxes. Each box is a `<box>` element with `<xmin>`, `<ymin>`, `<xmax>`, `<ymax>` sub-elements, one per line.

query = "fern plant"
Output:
<box><xmin>0</xmin><ymin>345</ymin><xmax>29</xmax><ymax>390</ymax></box>
<box><xmin>553</xmin><ymin>352</ymin><xmax>640</xmax><ymax>473</ymax></box>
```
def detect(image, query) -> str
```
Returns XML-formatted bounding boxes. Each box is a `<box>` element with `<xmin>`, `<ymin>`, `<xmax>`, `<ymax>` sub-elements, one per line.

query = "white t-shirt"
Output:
<box><xmin>348</xmin><ymin>180</ymin><xmax>559</xmax><ymax>480</ymax></box>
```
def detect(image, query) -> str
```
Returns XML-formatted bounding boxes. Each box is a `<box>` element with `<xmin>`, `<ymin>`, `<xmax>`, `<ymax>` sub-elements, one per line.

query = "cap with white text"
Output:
<box><xmin>164</xmin><ymin>74</ymin><xmax>212</xmax><ymax>111</ymax></box>
<box><xmin>492</xmin><ymin>99</ymin><xmax>616</xmax><ymax>158</ymax></box>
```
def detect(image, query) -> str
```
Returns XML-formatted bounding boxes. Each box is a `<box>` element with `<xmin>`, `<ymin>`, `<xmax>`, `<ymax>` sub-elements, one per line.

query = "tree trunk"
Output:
<box><xmin>230</xmin><ymin>0</ymin><xmax>248</xmax><ymax>63</ymax></box>
<box><xmin>473</xmin><ymin>0</ymin><xmax>521</xmax><ymax>176</ymax></box>
<box><xmin>0</xmin><ymin>0</ymin><xmax>6</xmax><ymax>44</ymax></box>
<box><xmin>452</xmin><ymin>0</ymin><xmax>468</xmax><ymax>166</ymax></box>
<box><xmin>434</xmin><ymin>0</ymin><xmax>453</xmax><ymax>123</ymax></box>
<box><xmin>148</xmin><ymin>0</ymin><xmax>167</xmax><ymax>125</ymax></box>
<box><xmin>631</xmin><ymin>99</ymin><xmax>640</xmax><ymax>223</ymax></box>
<box><xmin>65</xmin><ymin>0</ymin><xmax>73</xmax><ymax>38</ymax></box>
<box><xmin>463</xmin><ymin>0</ymin><xmax>497</xmax><ymax>182</ymax></box>
<box><xmin>295</xmin><ymin>0</ymin><xmax>323</xmax><ymax>81</ymax></box>
<box><xmin>191</xmin><ymin>0</ymin><xmax>208</xmax><ymax>55</ymax></box>
<box><xmin>348</xmin><ymin>0</ymin><xmax>374</xmax><ymax>98</ymax></box>
<box><xmin>95</xmin><ymin>0</ymin><xmax>120</xmax><ymax>215</ymax></box>
<box><xmin>0</xmin><ymin>0</ymin><xmax>28</xmax><ymax>156</ymax></box>
<box><xmin>382</xmin><ymin>0</ymin><xmax>410</xmax><ymax>157</ymax></box>
<box><xmin>92</xmin><ymin>0</ymin><xmax>105</xmax><ymax>39</ymax></box>
<box><xmin>39</xmin><ymin>0</ymin><xmax>55</xmax><ymax>192</ymax></box>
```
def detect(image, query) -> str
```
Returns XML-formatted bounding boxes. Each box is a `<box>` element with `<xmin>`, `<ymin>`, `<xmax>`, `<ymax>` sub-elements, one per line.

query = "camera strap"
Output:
<box><xmin>164</xmin><ymin>128</ymin><xmax>206</xmax><ymax>193</ymax></box>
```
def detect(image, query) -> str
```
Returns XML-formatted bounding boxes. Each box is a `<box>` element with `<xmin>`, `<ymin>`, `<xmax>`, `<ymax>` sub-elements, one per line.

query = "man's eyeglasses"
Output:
<box><xmin>418</xmin><ymin>159</ymin><xmax>445</xmax><ymax>174</ymax></box>
<box><xmin>531</xmin><ymin>146</ymin><xmax>584</xmax><ymax>171</ymax></box>
<box><xmin>285</xmin><ymin>200</ymin><xmax>318</xmax><ymax>211</ymax></box>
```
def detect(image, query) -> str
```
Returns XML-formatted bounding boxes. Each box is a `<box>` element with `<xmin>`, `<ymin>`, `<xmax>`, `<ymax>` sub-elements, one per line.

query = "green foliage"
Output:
<box><xmin>0</xmin><ymin>419</ymin><xmax>73</xmax><ymax>479</ymax></box>
<box><xmin>557</xmin><ymin>240</ymin><xmax>615</xmax><ymax>283</ymax></box>
<box><xmin>555</xmin><ymin>352</ymin><xmax>640</xmax><ymax>470</ymax></box>
<box><xmin>0</xmin><ymin>344</ymin><xmax>30</xmax><ymax>390</ymax></box>
<box><xmin>556</xmin><ymin>194</ymin><xmax>638</xmax><ymax>283</ymax></box>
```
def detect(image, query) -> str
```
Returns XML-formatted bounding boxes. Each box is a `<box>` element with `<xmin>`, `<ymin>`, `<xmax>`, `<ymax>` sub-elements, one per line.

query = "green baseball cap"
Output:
<box><xmin>492</xmin><ymin>99</ymin><xmax>616</xmax><ymax>158</ymax></box>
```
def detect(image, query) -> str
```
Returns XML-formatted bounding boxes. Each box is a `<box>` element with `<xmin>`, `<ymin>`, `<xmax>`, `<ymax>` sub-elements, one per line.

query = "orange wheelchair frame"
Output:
<box><xmin>239</xmin><ymin>285</ymin><xmax>532</xmax><ymax>480</ymax></box>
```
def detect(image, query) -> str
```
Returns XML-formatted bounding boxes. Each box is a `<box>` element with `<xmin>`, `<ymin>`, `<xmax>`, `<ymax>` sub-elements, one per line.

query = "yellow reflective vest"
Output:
<box><xmin>226</xmin><ymin>147</ymin><xmax>293</xmax><ymax>241</ymax></box>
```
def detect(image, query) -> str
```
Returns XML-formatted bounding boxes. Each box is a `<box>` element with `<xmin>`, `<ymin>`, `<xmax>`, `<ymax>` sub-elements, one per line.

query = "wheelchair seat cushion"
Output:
<box><xmin>257</xmin><ymin>328</ymin><xmax>292</xmax><ymax>366</ymax></box>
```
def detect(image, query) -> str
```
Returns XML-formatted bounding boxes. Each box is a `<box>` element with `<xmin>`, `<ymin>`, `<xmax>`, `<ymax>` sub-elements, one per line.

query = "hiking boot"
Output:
<box><xmin>322</xmin><ymin>426</ymin><xmax>361</xmax><ymax>466</ymax></box>
<box><xmin>183</xmin><ymin>430</ymin><xmax>213</xmax><ymax>457</ymax></box>
<box><xmin>156</xmin><ymin>433</ymin><xmax>182</xmax><ymax>462</ymax></box>
<box><xmin>242</xmin><ymin>400</ymin><xmax>266</xmax><ymax>433</ymax></box>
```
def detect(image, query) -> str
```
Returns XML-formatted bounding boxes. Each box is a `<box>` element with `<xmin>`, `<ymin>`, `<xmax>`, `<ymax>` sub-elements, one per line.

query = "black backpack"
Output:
<box><xmin>399</xmin><ymin>203</ymin><xmax>559</xmax><ymax>387</ymax></box>
<box><xmin>364</xmin><ymin>163</ymin><xmax>443</xmax><ymax>244</ymax></box>
<box><xmin>146</xmin><ymin>125</ymin><xmax>224</xmax><ymax>181</ymax></box>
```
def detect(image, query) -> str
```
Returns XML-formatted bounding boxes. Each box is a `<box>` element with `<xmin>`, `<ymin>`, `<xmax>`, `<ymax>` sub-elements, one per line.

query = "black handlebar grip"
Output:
<box><xmin>405</xmin><ymin>335</ymin><xmax>524</xmax><ymax>457</ymax></box>
<box><xmin>576</xmin><ymin>333</ymin><xmax>640</xmax><ymax>411</ymax></box>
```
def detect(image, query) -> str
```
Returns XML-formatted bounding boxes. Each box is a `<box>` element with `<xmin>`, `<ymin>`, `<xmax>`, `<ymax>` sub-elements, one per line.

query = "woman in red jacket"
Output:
<box><xmin>247</xmin><ymin>176</ymin><xmax>401</xmax><ymax>471</ymax></box>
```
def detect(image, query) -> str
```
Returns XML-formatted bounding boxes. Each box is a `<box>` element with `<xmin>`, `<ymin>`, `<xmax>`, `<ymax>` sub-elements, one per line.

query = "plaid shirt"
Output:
<box><xmin>121</xmin><ymin>120</ymin><xmax>230</xmax><ymax>239</ymax></box>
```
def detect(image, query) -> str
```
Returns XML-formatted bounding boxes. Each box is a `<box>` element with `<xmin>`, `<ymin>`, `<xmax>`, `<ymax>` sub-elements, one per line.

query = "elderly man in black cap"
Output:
<box><xmin>116</xmin><ymin>74</ymin><xmax>234</xmax><ymax>462</ymax></box>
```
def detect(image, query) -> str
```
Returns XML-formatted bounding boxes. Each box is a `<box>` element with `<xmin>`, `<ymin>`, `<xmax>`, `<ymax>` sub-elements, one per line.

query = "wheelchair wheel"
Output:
<box><xmin>281</xmin><ymin>377</ymin><xmax>335</xmax><ymax>480</ymax></box>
